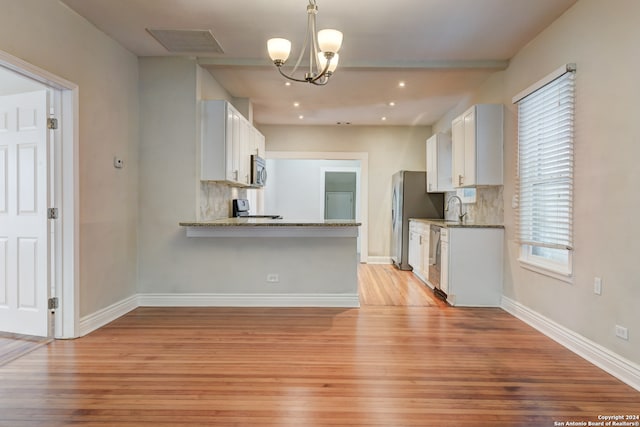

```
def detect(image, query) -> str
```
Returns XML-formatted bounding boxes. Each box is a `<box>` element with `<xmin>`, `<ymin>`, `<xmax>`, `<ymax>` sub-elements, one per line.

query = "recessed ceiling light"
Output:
<box><xmin>293</xmin><ymin>102</ymin><xmax>300</xmax><ymax>107</ymax></box>
<box><xmin>298</xmin><ymin>115</ymin><xmax>304</xmax><ymax>120</ymax></box>
<box><xmin>388</xmin><ymin>101</ymin><xmax>396</xmax><ymax>107</ymax></box>
<box><xmin>398</xmin><ymin>81</ymin><xmax>406</xmax><ymax>88</ymax></box>
<box><xmin>285</xmin><ymin>82</ymin><xmax>292</xmax><ymax>87</ymax></box>
<box><xmin>381</xmin><ymin>117</ymin><xmax>387</xmax><ymax>121</ymax></box>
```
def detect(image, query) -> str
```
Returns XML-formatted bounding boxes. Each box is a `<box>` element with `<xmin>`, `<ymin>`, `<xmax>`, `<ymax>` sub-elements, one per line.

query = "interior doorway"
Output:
<box><xmin>0</xmin><ymin>50</ymin><xmax>79</xmax><ymax>339</ymax></box>
<box><xmin>324</xmin><ymin>171</ymin><xmax>357</xmax><ymax>220</ymax></box>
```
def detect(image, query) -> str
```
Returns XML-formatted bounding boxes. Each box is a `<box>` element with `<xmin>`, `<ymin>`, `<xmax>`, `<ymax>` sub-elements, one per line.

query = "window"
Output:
<box><xmin>513</xmin><ymin>64</ymin><xmax>575</xmax><ymax>280</ymax></box>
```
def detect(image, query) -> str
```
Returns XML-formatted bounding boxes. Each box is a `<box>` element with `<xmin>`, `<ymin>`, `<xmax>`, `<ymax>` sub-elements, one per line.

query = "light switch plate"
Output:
<box><xmin>594</xmin><ymin>277</ymin><xmax>602</xmax><ymax>295</ymax></box>
<box><xmin>615</xmin><ymin>325</ymin><xmax>629</xmax><ymax>340</ymax></box>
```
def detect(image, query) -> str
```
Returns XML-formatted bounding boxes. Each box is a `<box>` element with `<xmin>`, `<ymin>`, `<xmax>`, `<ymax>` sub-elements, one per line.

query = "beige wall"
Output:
<box><xmin>137</xmin><ymin>58</ymin><xmax>359</xmax><ymax>298</ymax></box>
<box><xmin>0</xmin><ymin>0</ymin><xmax>139</xmax><ymax>317</ymax></box>
<box><xmin>437</xmin><ymin>0</ymin><xmax>640</xmax><ymax>364</ymax></box>
<box><xmin>260</xmin><ymin>125</ymin><xmax>431</xmax><ymax>258</ymax></box>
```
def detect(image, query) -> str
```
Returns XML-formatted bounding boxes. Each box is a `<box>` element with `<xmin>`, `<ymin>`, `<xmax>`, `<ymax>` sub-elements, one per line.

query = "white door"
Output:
<box><xmin>0</xmin><ymin>90</ymin><xmax>50</xmax><ymax>337</ymax></box>
<box><xmin>325</xmin><ymin>191</ymin><xmax>354</xmax><ymax>220</ymax></box>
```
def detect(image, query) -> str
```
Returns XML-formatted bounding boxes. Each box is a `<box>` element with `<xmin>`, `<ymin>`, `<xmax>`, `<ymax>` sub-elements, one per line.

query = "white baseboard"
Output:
<box><xmin>77</xmin><ymin>292</ymin><xmax>360</xmax><ymax>337</ymax></box>
<box><xmin>501</xmin><ymin>296</ymin><xmax>640</xmax><ymax>392</ymax></box>
<box><xmin>138</xmin><ymin>293</ymin><xmax>361</xmax><ymax>308</ymax></box>
<box><xmin>78</xmin><ymin>294</ymin><xmax>138</xmax><ymax>337</ymax></box>
<box><xmin>367</xmin><ymin>256</ymin><xmax>392</xmax><ymax>264</ymax></box>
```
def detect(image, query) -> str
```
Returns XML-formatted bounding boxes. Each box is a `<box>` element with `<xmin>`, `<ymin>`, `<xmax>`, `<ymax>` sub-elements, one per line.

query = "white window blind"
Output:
<box><xmin>516</xmin><ymin>66</ymin><xmax>575</xmax><ymax>251</ymax></box>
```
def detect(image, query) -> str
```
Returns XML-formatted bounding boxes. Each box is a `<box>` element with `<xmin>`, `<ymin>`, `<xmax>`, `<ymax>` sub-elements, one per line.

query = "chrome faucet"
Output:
<box><xmin>446</xmin><ymin>195</ymin><xmax>467</xmax><ymax>223</ymax></box>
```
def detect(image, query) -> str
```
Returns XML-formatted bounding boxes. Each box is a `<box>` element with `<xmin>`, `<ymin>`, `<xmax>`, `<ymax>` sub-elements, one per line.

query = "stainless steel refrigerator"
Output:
<box><xmin>391</xmin><ymin>171</ymin><xmax>444</xmax><ymax>270</ymax></box>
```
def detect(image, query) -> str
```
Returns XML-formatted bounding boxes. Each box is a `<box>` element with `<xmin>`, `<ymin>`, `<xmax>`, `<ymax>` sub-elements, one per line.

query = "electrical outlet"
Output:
<box><xmin>594</xmin><ymin>277</ymin><xmax>602</xmax><ymax>295</ymax></box>
<box><xmin>266</xmin><ymin>274</ymin><xmax>279</xmax><ymax>283</ymax></box>
<box><xmin>615</xmin><ymin>325</ymin><xmax>629</xmax><ymax>341</ymax></box>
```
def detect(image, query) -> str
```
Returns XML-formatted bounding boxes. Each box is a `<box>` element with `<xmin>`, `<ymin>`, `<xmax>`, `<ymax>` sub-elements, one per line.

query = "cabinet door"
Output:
<box><xmin>238</xmin><ymin>119</ymin><xmax>250</xmax><ymax>185</ymax></box>
<box><xmin>426</xmin><ymin>136</ymin><xmax>437</xmax><ymax>192</ymax></box>
<box><xmin>248</xmin><ymin>126</ymin><xmax>258</xmax><ymax>158</ymax></box>
<box><xmin>256</xmin><ymin>131</ymin><xmax>265</xmax><ymax>157</ymax></box>
<box><xmin>440</xmin><ymin>239</ymin><xmax>449</xmax><ymax>295</ymax></box>
<box><xmin>420</xmin><ymin>229</ymin><xmax>430</xmax><ymax>279</ymax></box>
<box><xmin>226</xmin><ymin>109</ymin><xmax>239</xmax><ymax>182</ymax></box>
<box><xmin>452</xmin><ymin>116</ymin><xmax>465</xmax><ymax>188</ymax></box>
<box><xmin>427</xmin><ymin>133</ymin><xmax>453</xmax><ymax>192</ymax></box>
<box><xmin>463</xmin><ymin>107</ymin><xmax>477</xmax><ymax>187</ymax></box>
<box><xmin>408</xmin><ymin>231</ymin><xmax>420</xmax><ymax>269</ymax></box>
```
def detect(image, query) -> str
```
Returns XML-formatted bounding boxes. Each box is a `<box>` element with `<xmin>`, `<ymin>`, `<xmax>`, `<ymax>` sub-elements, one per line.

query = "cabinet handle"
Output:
<box><xmin>458</xmin><ymin>174</ymin><xmax>463</xmax><ymax>186</ymax></box>
<box><xmin>234</xmin><ymin>170</ymin><xmax>238</xmax><ymax>180</ymax></box>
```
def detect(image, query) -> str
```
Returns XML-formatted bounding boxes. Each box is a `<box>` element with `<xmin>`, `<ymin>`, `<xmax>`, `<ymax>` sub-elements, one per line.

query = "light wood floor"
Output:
<box><xmin>358</xmin><ymin>263</ymin><xmax>448</xmax><ymax>307</ymax></box>
<box><xmin>0</xmin><ymin>265</ymin><xmax>638</xmax><ymax>426</ymax></box>
<box><xmin>0</xmin><ymin>333</ymin><xmax>51</xmax><ymax>368</ymax></box>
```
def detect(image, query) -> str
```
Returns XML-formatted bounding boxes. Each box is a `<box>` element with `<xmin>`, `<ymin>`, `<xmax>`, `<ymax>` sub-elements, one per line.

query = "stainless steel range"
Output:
<box><xmin>232</xmin><ymin>199</ymin><xmax>282</xmax><ymax>219</ymax></box>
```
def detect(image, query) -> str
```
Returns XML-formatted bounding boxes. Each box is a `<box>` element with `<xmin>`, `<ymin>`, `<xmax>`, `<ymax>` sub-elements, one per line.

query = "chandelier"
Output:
<box><xmin>267</xmin><ymin>0</ymin><xmax>343</xmax><ymax>86</ymax></box>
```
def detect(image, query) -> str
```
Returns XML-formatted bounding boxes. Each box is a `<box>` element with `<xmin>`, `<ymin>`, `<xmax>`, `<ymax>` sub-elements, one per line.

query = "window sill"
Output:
<box><xmin>518</xmin><ymin>258</ymin><xmax>573</xmax><ymax>284</ymax></box>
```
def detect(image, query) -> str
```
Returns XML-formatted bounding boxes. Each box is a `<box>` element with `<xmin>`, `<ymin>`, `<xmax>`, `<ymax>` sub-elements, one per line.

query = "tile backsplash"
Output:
<box><xmin>200</xmin><ymin>182</ymin><xmax>246</xmax><ymax>220</ymax></box>
<box><xmin>444</xmin><ymin>186</ymin><xmax>503</xmax><ymax>225</ymax></box>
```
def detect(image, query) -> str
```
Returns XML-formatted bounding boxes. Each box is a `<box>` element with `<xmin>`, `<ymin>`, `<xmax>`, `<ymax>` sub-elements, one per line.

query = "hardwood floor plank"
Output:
<box><xmin>0</xmin><ymin>265</ymin><xmax>637</xmax><ymax>426</ymax></box>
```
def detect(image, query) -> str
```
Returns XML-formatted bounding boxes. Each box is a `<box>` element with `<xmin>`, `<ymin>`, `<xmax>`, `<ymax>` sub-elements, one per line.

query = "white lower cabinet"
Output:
<box><xmin>408</xmin><ymin>229</ymin><xmax>420</xmax><ymax>274</ymax></box>
<box><xmin>440</xmin><ymin>230</ymin><xmax>449</xmax><ymax>295</ymax></box>
<box><xmin>408</xmin><ymin>221</ymin><xmax>429</xmax><ymax>282</ymax></box>
<box><xmin>441</xmin><ymin>227</ymin><xmax>503</xmax><ymax>307</ymax></box>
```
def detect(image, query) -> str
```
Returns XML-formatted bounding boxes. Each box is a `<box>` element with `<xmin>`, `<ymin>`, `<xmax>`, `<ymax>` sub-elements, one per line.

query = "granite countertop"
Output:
<box><xmin>179</xmin><ymin>218</ymin><xmax>362</xmax><ymax>227</ymax></box>
<box><xmin>409</xmin><ymin>218</ymin><xmax>504</xmax><ymax>229</ymax></box>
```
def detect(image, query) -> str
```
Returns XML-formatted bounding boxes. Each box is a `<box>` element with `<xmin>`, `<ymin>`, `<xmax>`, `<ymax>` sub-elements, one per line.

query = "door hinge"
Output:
<box><xmin>47</xmin><ymin>208</ymin><xmax>59</xmax><ymax>219</ymax></box>
<box><xmin>48</xmin><ymin>297</ymin><xmax>59</xmax><ymax>310</ymax></box>
<box><xmin>47</xmin><ymin>117</ymin><xmax>58</xmax><ymax>130</ymax></box>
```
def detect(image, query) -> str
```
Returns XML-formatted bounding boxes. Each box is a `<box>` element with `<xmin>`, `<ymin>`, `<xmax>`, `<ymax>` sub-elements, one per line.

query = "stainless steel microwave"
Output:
<box><xmin>251</xmin><ymin>155</ymin><xmax>267</xmax><ymax>187</ymax></box>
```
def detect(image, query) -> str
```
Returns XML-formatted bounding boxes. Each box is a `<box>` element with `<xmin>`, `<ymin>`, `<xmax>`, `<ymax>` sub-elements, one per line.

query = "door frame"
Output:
<box><xmin>0</xmin><ymin>50</ymin><xmax>79</xmax><ymax>339</ymax></box>
<box><xmin>266</xmin><ymin>151</ymin><xmax>368</xmax><ymax>263</ymax></box>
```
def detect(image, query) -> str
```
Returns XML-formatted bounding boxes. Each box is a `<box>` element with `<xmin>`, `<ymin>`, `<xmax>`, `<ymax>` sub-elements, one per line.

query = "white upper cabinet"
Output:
<box><xmin>451</xmin><ymin>104</ymin><xmax>503</xmax><ymax>188</ymax></box>
<box><xmin>248</xmin><ymin>126</ymin><xmax>266</xmax><ymax>158</ymax></box>
<box><xmin>426</xmin><ymin>132</ymin><xmax>453</xmax><ymax>193</ymax></box>
<box><xmin>201</xmin><ymin>100</ymin><xmax>264</xmax><ymax>186</ymax></box>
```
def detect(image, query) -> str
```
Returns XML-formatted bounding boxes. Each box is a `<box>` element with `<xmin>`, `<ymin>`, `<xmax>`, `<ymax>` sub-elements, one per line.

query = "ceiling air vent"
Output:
<box><xmin>146</xmin><ymin>29</ymin><xmax>224</xmax><ymax>53</ymax></box>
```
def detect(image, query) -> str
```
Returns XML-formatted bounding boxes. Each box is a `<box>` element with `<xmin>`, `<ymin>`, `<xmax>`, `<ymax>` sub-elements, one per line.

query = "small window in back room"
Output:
<box><xmin>513</xmin><ymin>64</ymin><xmax>576</xmax><ymax>281</ymax></box>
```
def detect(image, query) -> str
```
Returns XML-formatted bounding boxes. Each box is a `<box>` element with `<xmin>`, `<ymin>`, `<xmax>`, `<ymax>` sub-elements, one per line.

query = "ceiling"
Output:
<box><xmin>61</xmin><ymin>0</ymin><xmax>577</xmax><ymax>126</ymax></box>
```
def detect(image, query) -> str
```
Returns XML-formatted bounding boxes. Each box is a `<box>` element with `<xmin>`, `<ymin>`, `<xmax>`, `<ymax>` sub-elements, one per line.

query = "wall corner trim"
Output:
<box><xmin>501</xmin><ymin>296</ymin><xmax>640</xmax><ymax>392</ymax></box>
<box><xmin>78</xmin><ymin>294</ymin><xmax>139</xmax><ymax>337</ymax></box>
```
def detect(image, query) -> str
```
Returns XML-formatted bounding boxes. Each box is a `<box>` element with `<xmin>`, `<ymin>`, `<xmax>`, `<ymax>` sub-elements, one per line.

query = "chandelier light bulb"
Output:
<box><xmin>318</xmin><ymin>52</ymin><xmax>339</xmax><ymax>73</ymax></box>
<box><xmin>317</xmin><ymin>29</ymin><xmax>343</xmax><ymax>54</ymax></box>
<box><xmin>267</xmin><ymin>38</ymin><xmax>292</xmax><ymax>64</ymax></box>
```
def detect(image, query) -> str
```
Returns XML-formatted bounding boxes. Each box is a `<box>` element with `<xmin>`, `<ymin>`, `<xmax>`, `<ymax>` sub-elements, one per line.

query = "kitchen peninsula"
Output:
<box><xmin>178</xmin><ymin>218</ymin><xmax>362</xmax><ymax>307</ymax></box>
